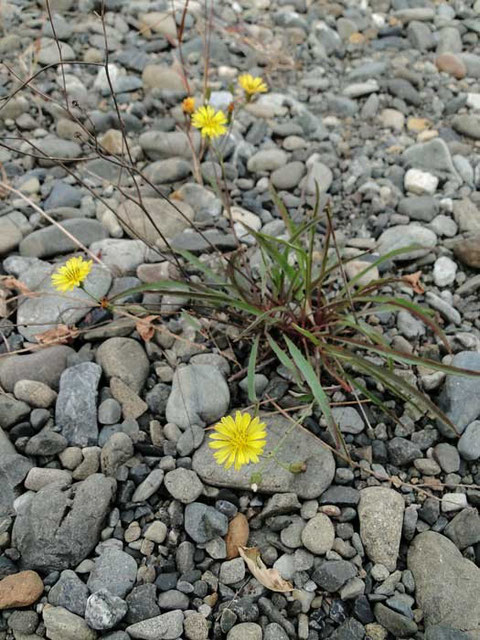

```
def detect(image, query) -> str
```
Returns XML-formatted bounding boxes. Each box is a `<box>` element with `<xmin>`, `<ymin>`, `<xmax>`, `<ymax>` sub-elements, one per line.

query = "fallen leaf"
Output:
<box><xmin>238</xmin><ymin>546</ymin><xmax>293</xmax><ymax>592</ymax></box>
<box><xmin>225</xmin><ymin>513</ymin><xmax>249</xmax><ymax>559</ymax></box>
<box><xmin>402</xmin><ymin>271</ymin><xmax>424</xmax><ymax>294</ymax></box>
<box><xmin>1</xmin><ymin>277</ymin><xmax>33</xmax><ymax>297</ymax></box>
<box><xmin>136</xmin><ymin>315</ymin><xmax>159</xmax><ymax>342</ymax></box>
<box><xmin>35</xmin><ymin>325</ymin><xmax>79</xmax><ymax>345</ymax></box>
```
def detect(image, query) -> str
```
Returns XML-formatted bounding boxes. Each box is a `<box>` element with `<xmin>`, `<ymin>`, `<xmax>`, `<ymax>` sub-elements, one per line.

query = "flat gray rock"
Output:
<box><xmin>55</xmin><ymin>362</ymin><xmax>102</xmax><ymax>446</ymax></box>
<box><xmin>0</xmin><ymin>346</ymin><xmax>74</xmax><ymax>392</ymax></box>
<box><xmin>192</xmin><ymin>413</ymin><xmax>335</xmax><ymax>499</ymax></box>
<box><xmin>19</xmin><ymin>219</ymin><xmax>107</xmax><ymax>258</ymax></box>
<box><xmin>358</xmin><ymin>487</ymin><xmax>405</xmax><ymax>571</ymax></box>
<box><xmin>403</xmin><ymin>138</ymin><xmax>459</xmax><ymax>179</ymax></box>
<box><xmin>408</xmin><ymin>531</ymin><xmax>480</xmax><ymax>636</ymax></box>
<box><xmin>126</xmin><ymin>610</ymin><xmax>184</xmax><ymax>640</ymax></box>
<box><xmin>13</xmin><ymin>474</ymin><xmax>116</xmax><ymax>572</ymax></box>
<box><xmin>437</xmin><ymin>351</ymin><xmax>480</xmax><ymax>437</ymax></box>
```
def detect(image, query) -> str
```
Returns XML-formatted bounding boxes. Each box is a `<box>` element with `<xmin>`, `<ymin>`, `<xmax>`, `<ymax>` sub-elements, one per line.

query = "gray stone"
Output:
<box><xmin>433</xmin><ymin>443</ymin><xmax>460</xmax><ymax>473</ymax></box>
<box><xmin>166</xmin><ymin>364</ymin><xmax>230</xmax><ymax>429</ymax></box>
<box><xmin>453</xmin><ymin>198</ymin><xmax>480</xmax><ymax>234</ymax></box>
<box><xmin>407</xmin><ymin>21</ymin><xmax>434</xmax><ymax>50</ymax></box>
<box><xmin>96</xmin><ymin>338</ymin><xmax>149</xmax><ymax>394</ymax></box>
<box><xmin>219</xmin><ymin>558</ymin><xmax>246</xmax><ymax>585</ymax></box>
<box><xmin>312</xmin><ymin>560</ymin><xmax>357</xmax><ymax>592</ymax></box>
<box><xmin>164</xmin><ymin>468</ymin><xmax>203</xmax><ymax>504</ymax></box>
<box><xmin>89</xmin><ymin>239</ymin><xmax>149</xmax><ymax>275</ymax></box>
<box><xmin>192</xmin><ymin>413</ymin><xmax>335</xmax><ymax>499</ymax></box>
<box><xmin>42</xmin><ymin>605</ymin><xmax>97</xmax><ymax>640</ymax></box>
<box><xmin>126</xmin><ymin>610</ymin><xmax>184</xmax><ymax>639</ymax></box>
<box><xmin>7</xmin><ymin>609</ymin><xmax>39</xmax><ymax>633</ymax></box>
<box><xmin>131</xmin><ymin>469</ymin><xmax>164</xmax><ymax>502</ymax></box>
<box><xmin>332</xmin><ymin>406</ymin><xmax>364</xmax><ymax>434</ymax></box>
<box><xmin>98</xmin><ymin>399</ymin><xmax>122</xmax><ymax>425</ymax></box>
<box><xmin>437</xmin><ymin>26</ymin><xmax>463</xmax><ymax>54</ymax></box>
<box><xmin>227</xmin><ymin>623</ymin><xmax>262</xmax><ymax>640</ymax></box>
<box><xmin>19</xmin><ymin>220</ymin><xmax>107</xmax><ymax>258</ymax></box>
<box><xmin>48</xmin><ymin>570</ymin><xmax>89</xmax><ymax>616</ymax></box>
<box><xmin>144</xmin><ymin>159</ymin><xmax>192</xmax><ymax>184</ymax></box>
<box><xmin>397</xmin><ymin>196</ymin><xmax>438</xmax><ymax>222</ymax></box>
<box><xmin>387</xmin><ymin>437</ymin><xmax>422</xmax><ymax>466</ymax></box>
<box><xmin>13</xmin><ymin>474</ymin><xmax>116</xmax><ymax>571</ymax></box>
<box><xmin>25</xmin><ymin>427</ymin><xmax>68</xmax><ymax>456</ymax></box>
<box><xmin>184</xmin><ymin>503</ymin><xmax>228</xmax><ymax>543</ymax></box>
<box><xmin>183</xmin><ymin>612</ymin><xmax>209</xmax><ymax>640</ymax></box>
<box><xmin>15</xmin><ymin>262</ymin><xmax>111</xmax><ymax>342</ymax></box>
<box><xmin>437</xmin><ymin>351</ymin><xmax>480</xmax><ymax>437</ymax></box>
<box><xmin>247</xmin><ymin>149</ymin><xmax>288</xmax><ymax>173</ymax></box>
<box><xmin>424</xmin><ymin>626</ymin><xmax>470</xmax><ymax>640</ymax></box>
<box><xmin>0</xmin><ymin>218</ymin><xmax>23</xmax><ymax>256</ymax></box>
<box><xmin>157</xmin><ymin>590</ymin><xmax>188</xmax><ymax>611</ymax></box>
<box><xmin>14</xmin><ymin>379</ymin><xmax>57</xmax><ymax>408</ymax></box>
<box><xmin>271</xmin><ymin>161</ymin><xmax>306</xmax><ymax>190</ymax></box>
<box><xmin>87</xmin><ymin>548</ymin><xmax>137</xmax><ymax>598</ymax></box>
<box><xmin>452</xmin><ymin>115</ymin><xmax>480</xmax><ymax>140</ymax></box>
<box><xmin>116</xmin><ymin>197</ymin><xmax>194</xmax><ymax>247</ymax></box>
<box><xmin>176</xmin><ymin>424</ymin><xmax>205</xmax><ymax>457</ymax></box>
<box><xmin>458</xmin><ymin>420</ymin><xmax>480</xmax><ymax>461</ymax></box>
<box><xmin>0</xmin><ymin>346</ymin><xmax>74</xmax><ymax>391</ymax></box>
<box><xmin>37</xmin><ymin>39</ymin><xmax>75</xmax><ymax>66</ymax></box>
<box><xmin>374</xmin><ymin>603</ymin><xmax>418</xmax><ymax>637</ymax></box>
<box><xmin>25</xmin><ymin>467</ymin><xmax>72</xmax><ymax>491</ymax></box>
<box><xmin>359</xmin><ymin>487</ymin><xmax>404</xmax><ymax>572</ymax></box>
<box><xmin>301</xmin><ymin>513</ymin><xmax>335</xmax><ymax>555</ymax></box>
<box><xmin>408</xmin><ymin>532</ymin><xmax>480</xmax><ymax>635</ymax></box>
<box><xmin>101</xmin><ymin>433</ymin><xmax>134</xmax><ymax>477</ymax></box>
<box><xmin>377</xmin><ymin>224</ymin><xmax>437</xmax><ymax>261</ymax></box>
<box><xmin>403</xmin><ymin>138</ymin><xmax>458</xmax><ymax>179</ymax></box>
<box><xmin>301</xmin><ymin>161</ymin><xmax>333</xmax><ymax>195</ymax></box>
<box><xmin>139</xmin><ymin>130</ymin><xmax>200</xmax><ymax>161</ymax></box>
<box><xmin>444</xmin><ymin>508</ymin><xmax>480</xmax><ymax>550</ymax></box>
<box><xmin>459</xmin><ymin>53</ymin><xmax>480</xmax><ymax>78</ymax></box>
<box><xmin>0</xmin><ymin>394</ymin><xmax>30</xmax><ymax>429</ymax></box>
<box><xmin>126</xmin><ymin>584</ymin><xmax>160</xmax><ymax>624</ymax></box>
<box><xmin>388</xmin><ymin>79</ymin><xmax>421</xmax><ymax>106</ymax></box>
<box><xmin>85</xmin><ymin>589</ymin><xmax>128</xmax><ymax>630</ymax></box>
<box><xmin>0</xmin><ymin>453</ymin><xmax>33</xmax><ymax>517</ymax></box>
<box><xmin>55</xmin><ymin>363</ymin><xmax>102</xmax><ymax>447</ymax></box>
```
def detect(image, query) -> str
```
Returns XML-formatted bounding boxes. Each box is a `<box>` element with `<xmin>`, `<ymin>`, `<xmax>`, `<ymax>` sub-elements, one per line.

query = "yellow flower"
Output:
<box><xmin>51</xmin><ymin>256</ymin><xmax>93</xmax><ymax>292</ymax></box>
<box><xmin>209</xmin><ymin>411</ymin><xmax>267</xmax><ymax>471</ymax></box>
<box><xmin>238</xmin><ymin>73</ymin><xmax>268</xmax><ymax>97</ymax></box>
<box><xmin>191</xmin><ymin>105</ymin><xmax>227</xmax><ymax>138</ymax></box>
<box><xmin>182</xmin><ymin>96</ymin><xmax>195</xmax><ymax>115</ymax></box>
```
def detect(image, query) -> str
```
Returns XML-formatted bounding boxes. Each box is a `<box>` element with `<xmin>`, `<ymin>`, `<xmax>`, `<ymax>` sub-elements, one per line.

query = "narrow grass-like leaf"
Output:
<box><xmin>266</xmin><ymin>335</ymin><xmax>303</xmax><ymax>388</ymax></box>
<box><xmin>247</xmin><ymin>335</ymin><xmax>260</xmax><ymax>403</ymax></box>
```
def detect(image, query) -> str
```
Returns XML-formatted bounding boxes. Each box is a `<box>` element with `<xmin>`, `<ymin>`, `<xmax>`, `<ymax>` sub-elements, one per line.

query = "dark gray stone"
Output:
<box><xmin>87</xmin><ymin>548</ymin><xmax>137</xmax><ymax>598</ymax></box>
<box><xmin>55</xmin><ymin>362</ymin><xmax>102</xmax><ymax>446</ymax></box>
<box><xmin>126</xmin><ymin>584</ymin><xmax>160</xmax><ymax>624</ymax></box>
<box><xmin>48</xmin><ymin>569</ymin><xmax>90</xmax><ymax>616</ymax></box>
<box><xmin>387</xmin><ymin>437</ymin><xmax>422</xmax><ymax>466</ymax></box>
<box><xmin>13</xmin><ymin>473</ymin><xmax>116</xmax><ymax>571</ymax></box>
<box><xmin>444</xmin><ymin>508</ymin><xmax>480</xmax><ymax>550</ymax></box>
<box><xmin>312</xmin><ymin>560</ymin><xmax>357</xmax><ymax>592</ymax></box>
<box><xmin>397</xmin><ymin>196</ymin><xmax>438</xmax><ymax>222</ymax></box>
<box><xmin>0</xmin><ymin>394</ymin><xmax>30</xmax><ymax>429</ymax></box>
<box><xmin>184</xmin><ymin>503</ymin><xmax>228</xmax><ymax>543</ymax></box>
<box><xmin>437</xmin><ymin>351</ymin><xmax>480</xmax><ymax>437</ymax></box>
<box><xmin>424</xmin><ymin>626</ymin><xmax>470</xmax><ymax>640</ymax></box>
<box><xmin>374</xmin><ymin>603</ymin><xmax>418</xmax><ymax>637</ymax></box>
<box><xmin>0</xmin><ymin>453</ymin><xmax>33</xmax><ymax>517</ymax></box>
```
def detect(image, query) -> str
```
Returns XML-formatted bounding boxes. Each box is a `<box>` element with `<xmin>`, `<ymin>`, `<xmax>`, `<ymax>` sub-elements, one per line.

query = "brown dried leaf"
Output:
<box><xmin>225</xmin><ymin>513</ymin><xmax>249</xmax><ymax>559</ymax></box>
<box><xmin>35</xmin><ymin>325</ymin><xmax>79</xmax><ymax>345</ymax></box>
<box><xmin>1</xmin><ymin>276</ymin><xmax>33</xmax><ymax>297</ymax></box>
<box><xmin>136</xmin><ymin>315</ymin><xmax>159</xmax><ymax>342</ymax></box>
<box><xmin>238</xmin><ymin>546</ymin><xmax>293</xmax><ymax>593</ymax></box>
<box><xmin>402</xmin><ymin>271</ymin><xmax>425</xmax><ymax>294</ymax></box>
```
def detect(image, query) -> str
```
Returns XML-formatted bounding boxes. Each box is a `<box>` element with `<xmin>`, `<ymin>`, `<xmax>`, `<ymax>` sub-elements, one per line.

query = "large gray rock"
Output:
<box><xmin>19</xmin><ymin>220</ymin><xmax>107</xmax><ymax>258</ymax></box>
<box><xmin>116</xmin><ymin>197</ymin><xmax>194</xmax><ymax>247</ymax></box>
<box><xmin>139</xmin><ymin>130</ymin><xmax>200</xmax><ymax>160</ymax></box>
<box><xmin>192</xmin><ymin>413</ymin><xmax>335</xmax><ymax>499</ymax></box>
<box><xmin>358</xmin><ymin>487</ymin><xmax>405</xmax><ymax>571</ymax></box>
<box><xmin>55</xmin><ymin>362</ymin><xmax>102</xmax><ymax>446</ymax></box>
<box><xmin>408</xmin><ymin>532</ymin><xmax>480</xmax><ymax>637</ymax></box>
<box><xmin>13</xmin><ymin>474</ymin><xmax>116</xmax><ymax>572</ymax></box>
<box><xmin>377</xmin><ymin>224</ymin><xmax>437</xmax><ymax>261</ymax></box>
<box><xmin>96</xmin><ymin>338</ymin><xmax>149</xmax><ymax>394</ymax></box>
<box><xmin>0</xmin><ymin>346</ymin><xmax>74</xmax><ymax>392</ymax></box>
<box><xmin>0</xmin><ymin>453</ymin><xmax>34</xmax><ymax>517</ymax></box>
<box><xmin>166</xmin><ymin>364</ymin><xmax>230</xmax><ymax>429</ymax></box>
<box><xmin>437</xmin><ymin>351</ymin><xmax>480</xmax><ymax>437</ymax></box>
<box><xmin>48</xmin><ymin>570</ymin><xmax>89</xmax><ymax>616</ymax></box>
<box><xmin>43</xmin><ymin>605</ymin><xmax>97</xmax><ymax>640</ymax></box>
<box><xmin>403</xmin><ymin>138</ymin><xmax>459</xmax><ymax>179</ymax></box>
<box><xmin>12</xmin><ymin>260</ymin><xmax>112</xmax><ymax>342</ymax></box>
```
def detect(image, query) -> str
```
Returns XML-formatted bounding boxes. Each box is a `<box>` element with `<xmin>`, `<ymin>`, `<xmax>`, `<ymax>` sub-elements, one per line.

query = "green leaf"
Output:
<box><xmin>284</xmin><ymin>336</ymin><xmax>347</xmax><ymax>454</ymax></box>
<box><xmin>266</xmin><ymin>335</ymin><xmax>303</xmax><ymax>388</ymax></box>
<box><xmin>247</xmin><ymin>335</ymin><xmax>260</xmax><ymax>403</ymax></box>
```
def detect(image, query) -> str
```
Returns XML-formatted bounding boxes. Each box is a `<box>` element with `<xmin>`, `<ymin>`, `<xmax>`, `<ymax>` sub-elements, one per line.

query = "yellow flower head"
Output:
<box><xmin>209</xmin><ymin>411</ymin><xmax>267</xmax><ymax>471</ymax></box>
<box><xmin>182</xmin><ymin>96</ymin><xmax>195</xmax><ymax>115</ymax></box>
<box><xmin>191</xmin><ymin>105</ymin><xmax>227</xmax><ymax>138</ymax></box>
<box><xmin>51</xmin><ymin>256</ymin><xmax>93</xmax><ymax>292</ymax></box>
<box><xmin>238</xmin><ymin>73</ymin><xmax>268</xmax><ymax>97</ymax></box>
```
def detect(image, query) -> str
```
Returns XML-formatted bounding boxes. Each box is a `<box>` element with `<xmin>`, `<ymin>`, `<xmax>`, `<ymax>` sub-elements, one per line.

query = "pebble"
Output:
<box><xmin>126</xmin><ymin>610</ymin><xmax>184</xmax><ymax>639</ymax></box>
<box><xmin>433</xmin><ymin>256</ymin><xmax>457</xmax><ymax>287</ymax></box>
<box><xmin>0</xmin><ymin>571</ymin><xmax>44</xmax><ymax>609</ymax></box>
<box><xmin>43</xmin><ymin>605</ymin><xmax>97</xmax><ymax>640</ymax></box>
<box><xmin>301</xmin><ymin>513</ymin><xmax>335</xmax><ymax>555</ymax></box>
<box><xmin>164</xmin><ymin>468</ymin><xmax>204</xmax><ymax>504</ymax></box>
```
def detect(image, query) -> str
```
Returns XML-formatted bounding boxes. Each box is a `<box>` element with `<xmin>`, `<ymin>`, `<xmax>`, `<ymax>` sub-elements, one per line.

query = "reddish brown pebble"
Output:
<box><xmin>435</xmin><ymin>53</ymin><xmax>467</xmax><ymax>79</ymax></box>
<box><xmin>0</xmin><ymin>571</ymin><xmax>44</xmax><ymax>610</ymax></box>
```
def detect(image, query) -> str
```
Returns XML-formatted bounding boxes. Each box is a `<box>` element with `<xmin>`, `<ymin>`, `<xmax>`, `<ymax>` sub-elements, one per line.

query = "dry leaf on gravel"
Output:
<box><xmin>136</xmin><ymin>315</ymin><xmax>159</xmax><ymax>342</ymax></box>
<box><xmin>402</xmin><ymin>271</ymin><xmax>425</xmax><ymax>294</ymax></box>
<box><xmin>238</xmin><ymin>546</ymin><xmax>293</xmax><ymax>592</ymax></box>
<box><xmin>225</xmin><ymin>513</ymin><xmax>249</xmax><ymax>559</ymax></box>
<box><xmin>35</xmin><ymin>325</ymin><xmax>79</xmax><ymax>345</ymax></box>
<box><xmin>1</xmin><ymin>277</ymin><xmax>33</xmax><ymax>297</ymax></box>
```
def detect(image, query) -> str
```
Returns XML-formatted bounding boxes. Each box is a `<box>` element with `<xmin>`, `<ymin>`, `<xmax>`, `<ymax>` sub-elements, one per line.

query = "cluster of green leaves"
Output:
<box><xmin>110</xmin><ymin>190</ymin><xmax>479</xmax><ymax>453</ymax></box>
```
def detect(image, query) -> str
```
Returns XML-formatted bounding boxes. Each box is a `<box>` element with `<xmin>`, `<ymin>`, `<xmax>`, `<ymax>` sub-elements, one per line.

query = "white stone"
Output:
<box><xmin>433</xmin><ymin>256</ymin><xmax>457</xmax><ymax>287</ymax></box>
<box><xmin>380</xmin><ymin>108</ymin><xmax>405</xmax><ymax>131</ymax></box>
<box><xmin>441</xmin><ymin>493</ymin><xmax>468</xmax><ymax>513</ymax></box>
<box><xmin>404</xmin><ymin>169</ymin><xmax>439</xmax><ymax>196</ymax></box>
<box><xmin>466</xmin><ymin>93</ymin><xmax>480</xmax><ymax>110</ymax></box>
